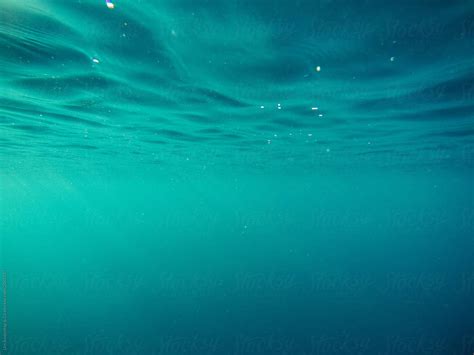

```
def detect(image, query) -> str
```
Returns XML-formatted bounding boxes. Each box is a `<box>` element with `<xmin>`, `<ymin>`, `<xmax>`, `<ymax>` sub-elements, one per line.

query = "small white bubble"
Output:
<box><xmin>316</xmin><ymin>66</ymin><xmax>321</xmax><ymax>72</ymax></box>
<box><xmin>260</xmin><ymin>105</ymin><xmax>265</xmax><ymax>109</ymax></box>
<box><xmin>390</xmin><ymin>57</ymin><xmax>395</xmax><ymax>62</ymax></box>
<box><xmin>318</xmin><ymin>114</ymin><xmax>323</xmax><ymax>117</ymax></box>
<box><xmin>92</xmin><ymin>58</ymin><xmax>100</xmax><ymax>64</ymax></box>
<box><xmin>311</xmin><ymin>107</ymin><xmax>318</xmax><ymax>110</ymax></box>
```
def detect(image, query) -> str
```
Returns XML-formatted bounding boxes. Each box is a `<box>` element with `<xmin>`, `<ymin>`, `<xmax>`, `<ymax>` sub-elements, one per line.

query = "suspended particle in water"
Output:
<box><xmin>311</xmin><ymin>107</ymin><xmax>318</xmax><ymax>110</ymax></box>
<box><xmin>92</xmin><ymin>58</ymin><xmax>100</xmax><ymax>64</ymax></box>
<box><xmin>390</xmin><ymin>57</ymin><xmax>395</xmax><ymax>62</ymax></box>
<box><xmin>315</xmin><ymin>66</ymin><xmax>321</xmax><ymax>72</ymax></box>
<box><xmin>106</xmin><ymin>0</ymin><xmax>115</xmax><ymax>9</ymax></box>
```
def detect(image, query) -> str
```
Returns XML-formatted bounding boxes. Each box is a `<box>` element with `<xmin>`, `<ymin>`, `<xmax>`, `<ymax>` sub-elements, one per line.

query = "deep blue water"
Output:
<box><xmin>0</xmin><ymin>0</ymin><xmax>473</xmax><ymax>354</ymax></box>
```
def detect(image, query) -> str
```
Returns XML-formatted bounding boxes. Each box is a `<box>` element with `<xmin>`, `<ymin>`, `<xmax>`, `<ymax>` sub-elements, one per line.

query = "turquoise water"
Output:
<box><xmin>1</xmin><ymin>0</ymin><xmax>473</xmax><ymax>354</ymax></box>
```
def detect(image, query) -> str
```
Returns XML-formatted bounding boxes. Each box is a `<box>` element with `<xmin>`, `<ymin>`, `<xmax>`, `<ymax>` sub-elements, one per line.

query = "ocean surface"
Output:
<box><xmin>1</xmin><ymin>0</ymin><xmax>473</xmax><ymax>354</ymax></box>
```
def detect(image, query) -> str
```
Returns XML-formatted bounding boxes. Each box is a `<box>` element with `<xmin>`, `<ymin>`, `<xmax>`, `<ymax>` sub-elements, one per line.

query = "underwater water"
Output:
<box><xmin>1</xmin><ymin>0</ymin><xmax>474</xmax><ymax>354</ymax></box>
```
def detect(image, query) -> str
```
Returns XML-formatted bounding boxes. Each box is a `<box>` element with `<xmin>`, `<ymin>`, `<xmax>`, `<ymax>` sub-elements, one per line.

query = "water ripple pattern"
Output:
<box><xmin>1</xmin><ymin>0</ymin><xmax>473</xmax><ymax>170</ymax></box>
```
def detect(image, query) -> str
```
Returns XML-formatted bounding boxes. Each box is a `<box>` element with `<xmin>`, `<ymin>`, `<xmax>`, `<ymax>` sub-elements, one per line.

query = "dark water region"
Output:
<box><xmin>0</xmin><ymin>0</ymin><xmax>473</xmax><ymax>354</ymax></box>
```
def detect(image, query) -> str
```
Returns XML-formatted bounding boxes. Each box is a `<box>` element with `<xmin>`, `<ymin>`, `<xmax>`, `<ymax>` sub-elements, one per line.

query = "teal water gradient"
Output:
<box><xmin>1</xmin><ymin>0</ymin><xmax>473</xmax><ymax>354</ymax></box>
